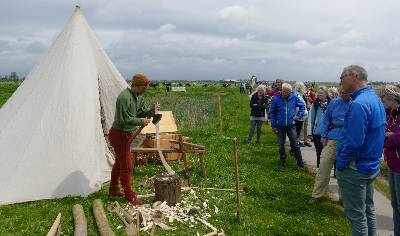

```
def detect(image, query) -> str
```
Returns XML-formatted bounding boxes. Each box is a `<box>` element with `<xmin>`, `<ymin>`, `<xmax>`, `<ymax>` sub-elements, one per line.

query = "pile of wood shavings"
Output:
<box><xmin>123</xmin><ymin>188</ymin><xmax>223</xmax><ymax>234</ymax></box>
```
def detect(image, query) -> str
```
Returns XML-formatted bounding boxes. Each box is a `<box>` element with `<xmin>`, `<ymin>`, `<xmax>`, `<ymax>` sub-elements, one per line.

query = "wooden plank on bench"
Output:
<box><xmin>131</xmin><ymin>147</ymin><xmax>175</xmax><ymax>153</ymax></box>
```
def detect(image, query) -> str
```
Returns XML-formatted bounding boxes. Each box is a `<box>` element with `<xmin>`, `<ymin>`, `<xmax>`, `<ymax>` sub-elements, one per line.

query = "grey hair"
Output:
<box><xmin>343</xmin><ymin>65</ymin><xmax>368</xmax><ymax>81</ymax></box>
<box><xmin>282</xmin><ymin>83</ymin><xmax>292</xmax><ymax>91</ymax></box>
<box><xmin>383</xmin><ymin>84</ymin><xmax>400</xmax><ymax>103</ymax></box>
<box><xmin>317</xmin><ymin>86</ymin><xmax>329</xmax><ymax>97</ymax></box>
<box><xmin>294</xmin><ymin>82</ymin><xmax>307</xmax><ymax>95</ymax></box>
<box><xmin>328</xmin><ymin>87</ymin><xmax>338</xmax><ymax>98</ymax></box>
<box><xmin>256</xmin><ymin>85</ymin><xmax>266</xmax><ymax>92</ymax></box>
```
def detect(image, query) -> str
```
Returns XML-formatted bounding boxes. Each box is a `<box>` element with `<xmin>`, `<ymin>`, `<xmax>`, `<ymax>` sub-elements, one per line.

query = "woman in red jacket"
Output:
<box><xmin>381</xmin><ymin>84</ymin><xmax>400</xmax><ymax>235</ymax></box>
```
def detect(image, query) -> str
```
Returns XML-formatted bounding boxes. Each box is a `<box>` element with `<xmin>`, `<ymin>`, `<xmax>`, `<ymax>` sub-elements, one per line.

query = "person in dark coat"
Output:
<box><xmin>247</xmin><ymin>86</ymin><xmax>268</xmax><ymax>144</ymax></box>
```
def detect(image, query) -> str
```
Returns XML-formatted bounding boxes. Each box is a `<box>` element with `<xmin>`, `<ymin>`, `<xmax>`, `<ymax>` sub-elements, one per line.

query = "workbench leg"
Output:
<box><xmin>199</xmin><ymin>153</ymin><xmax>208</xmax><ymax>180</ymax></box>
<box><xmin>181</xmin><ymin>152</ymin><xmax>190</xmax><ymax>179</ymax></box>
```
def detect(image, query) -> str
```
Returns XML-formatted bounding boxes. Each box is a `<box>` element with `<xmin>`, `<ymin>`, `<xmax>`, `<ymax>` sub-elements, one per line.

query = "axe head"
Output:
<box><xmin>152</xmin><ymin>114</ymin><xmax>162</xmax><ymax>124</ymax></box>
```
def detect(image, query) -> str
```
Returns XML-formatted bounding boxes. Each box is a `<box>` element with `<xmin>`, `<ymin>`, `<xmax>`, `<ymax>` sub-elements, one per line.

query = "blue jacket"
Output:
<box><xmin>336</xmin><ymin>86</ymin><xmax>386</xmax><ymax>176</ymax></box>
<box><xmin>321</xmin><ymin>97</ymin><xmax>350</xmax><ymax>140</ymax></box>
<box><xmin>269</xmin><ymin>92</ymin><xmax>305</xmax><ymax>128</ymax></box>
<box><xmin>310</xmin><ymin>101</ymin><xmax>328</xmax><ymax>135</ymax></box>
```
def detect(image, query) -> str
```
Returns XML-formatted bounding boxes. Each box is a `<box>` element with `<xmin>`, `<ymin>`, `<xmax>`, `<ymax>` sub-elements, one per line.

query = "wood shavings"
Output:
<box><xmin>121</xmin><ymin>188</ymin><xmax>223</xmax><ymax>234</ymax></box>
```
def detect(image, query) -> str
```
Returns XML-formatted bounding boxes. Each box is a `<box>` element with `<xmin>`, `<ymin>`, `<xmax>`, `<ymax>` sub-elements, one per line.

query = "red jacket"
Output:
<box><xmin>266</xmin><ymin>88</ymin><xmax>280</xmax><ymax>97</ymax></box>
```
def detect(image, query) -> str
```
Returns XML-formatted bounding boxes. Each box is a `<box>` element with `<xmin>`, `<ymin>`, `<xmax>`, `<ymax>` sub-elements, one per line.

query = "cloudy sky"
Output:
<box><xmin>1</xmin><ymin>0</ymin><xmax>400</xmax><ymax>82</ymax></box>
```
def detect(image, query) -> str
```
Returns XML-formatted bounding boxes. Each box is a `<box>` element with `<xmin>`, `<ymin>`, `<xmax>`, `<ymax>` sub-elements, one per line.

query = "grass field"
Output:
<box><xmin>0</xmin><ymin>82</ymin><xmax>351</xmax><ymax>235</ymax></box>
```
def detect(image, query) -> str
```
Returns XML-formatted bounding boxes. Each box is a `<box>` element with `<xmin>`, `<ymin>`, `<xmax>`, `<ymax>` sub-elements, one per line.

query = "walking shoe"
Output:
<box><xmin>304</xmin><ymin>142</ymin><xmax>312</xmax><ymax>147</ymax></box>
<box><xmin>299</xmin><ymin>142</ymin><xmax>305</xmax><ymax>147</ymax></box>
<box><xmin>127</xmin><ymin>195</ymin><xmax>144</xmax><ymax>205</ymax></box>
<box><xmin>308</xmin><ymin>197</ymin><xmax>321</xmax><ymax>204</ymax></box>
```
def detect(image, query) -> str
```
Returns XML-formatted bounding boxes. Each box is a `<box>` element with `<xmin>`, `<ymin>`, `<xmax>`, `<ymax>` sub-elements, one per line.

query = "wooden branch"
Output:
<box><xmin>155</xmin><ymin>110</ymin><xmax>175</xmax><ymax>175</ymax></box>
<box><xmin>196</xmin><ymin>218</ymin><xmax>217</xmax><ymax>232</ymax></box>
<box><xmin>137</xmin><ymin>193</ymin><xmax>155</xmax><ymax>201</ymax></box>
<box><xmin>46</xmin><ymin>213</ymin><xmax>61</xmax><ymax>236</ymax></box>
<box><xmin>203</xmin><ymin>231</ymin><xmax>218</xmax><ymax>236</ymax></box>
<box><xmin>182</xmin><ymin>187</ymin><xmax>243</xmax><ymax>192</ymax></box>
<box><xmin>72</xmin><ymin>204</ymin><xmax>87</xmax><ymax>236</ymax></box>
<box><xmin>93</xmin><ymin>199</ymin><xmax>115</xmax><ymax>236</ymax></box>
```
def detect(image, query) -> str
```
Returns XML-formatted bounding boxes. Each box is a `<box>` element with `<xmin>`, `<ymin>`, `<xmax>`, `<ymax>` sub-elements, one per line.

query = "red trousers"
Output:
<box><xmin>108</xmin><ymin>128</ymin><xmax>135</xmax><ymax>200</ymax></box>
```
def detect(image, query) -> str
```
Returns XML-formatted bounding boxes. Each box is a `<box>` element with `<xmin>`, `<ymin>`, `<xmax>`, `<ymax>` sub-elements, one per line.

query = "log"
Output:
<box><xmin>46</xmin><ymin>213</ymin><xmax>61</xmax><ymax>236</ymax></box>
<box><xmin>154</xmin><ymin>173</ymin><xmax>181</xmax><ymax>206</ymax></box>
<box><xmin>93</xmin><ymin>199</ymin><xmax>115</xmax><ymax>236</ymax></box>
<box><xmin>72</xmin><ymin>204</ymin><xmax>87</xmax><ymax>236</ymax></box>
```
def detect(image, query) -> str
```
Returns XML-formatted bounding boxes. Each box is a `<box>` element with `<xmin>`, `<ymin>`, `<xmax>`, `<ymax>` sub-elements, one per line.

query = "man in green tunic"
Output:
<box><xmin>108</xmin><ymin>74</ymin><xmax>157</xmax><ymax>205</ymax></box>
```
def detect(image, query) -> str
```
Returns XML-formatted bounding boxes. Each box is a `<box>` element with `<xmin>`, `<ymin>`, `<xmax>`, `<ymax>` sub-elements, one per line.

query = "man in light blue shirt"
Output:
<box><xmin>309</xmin><ymin>87</ymin><xmax>350</xmax><ymax>203</ymax></box>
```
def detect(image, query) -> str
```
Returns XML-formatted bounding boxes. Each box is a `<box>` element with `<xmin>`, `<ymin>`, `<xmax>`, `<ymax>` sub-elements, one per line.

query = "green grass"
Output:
<box><xmin>0</xmin><ymin>82</ymin><xmax>351</xmax><ymax>235</ymax></box>
<box><xmin>0</xmin><ymin>81</ymin><xmax>20</xmax><ymax>107</ymax></box>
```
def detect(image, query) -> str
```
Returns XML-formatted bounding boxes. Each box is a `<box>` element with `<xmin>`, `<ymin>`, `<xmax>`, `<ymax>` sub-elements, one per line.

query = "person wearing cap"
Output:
<box><xmin>247</xmin><ymin>85</ymin><xmax>268</xmax><ymax>144</ymax></box>
<box><xmin>108</xmin><ymin>73</ymin><xmax>158</xmax><ymax>205</ymax></box>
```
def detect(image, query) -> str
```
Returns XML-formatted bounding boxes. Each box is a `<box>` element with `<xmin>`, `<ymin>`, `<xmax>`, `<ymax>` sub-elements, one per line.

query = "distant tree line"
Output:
<box><xmin>0</xmin><ymin>72</ymin><xmax>23</xmax><ymax>81</ymax></box>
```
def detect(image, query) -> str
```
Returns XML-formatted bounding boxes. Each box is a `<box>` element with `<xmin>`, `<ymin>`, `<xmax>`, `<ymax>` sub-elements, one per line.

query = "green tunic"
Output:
<box><xmin>111</xmin><ymin>88</ymin><xmax>151</xmax><ymax>132</ymax></box>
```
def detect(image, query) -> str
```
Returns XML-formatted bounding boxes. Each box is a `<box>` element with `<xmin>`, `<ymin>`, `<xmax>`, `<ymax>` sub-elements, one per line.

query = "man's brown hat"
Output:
<box><xmin>131</xmin><ymin>74</ymin><xmax>150</xmax><ymax>86</ymax></box>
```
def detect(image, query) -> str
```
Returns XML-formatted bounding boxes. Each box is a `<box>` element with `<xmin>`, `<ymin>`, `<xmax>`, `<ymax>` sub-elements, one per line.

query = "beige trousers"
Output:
<box><xmin>302</xmin><ymin>116</ymin><xmax>309</xmax><ymax>142</ymax></box>
<box><xmin>311</xmin><ymin>140</ymin><xmax>336</xmax><ymax>198</ymax></box>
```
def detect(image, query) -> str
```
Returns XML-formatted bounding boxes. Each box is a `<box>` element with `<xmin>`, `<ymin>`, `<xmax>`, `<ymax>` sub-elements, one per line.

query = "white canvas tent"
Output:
<box><xmin>0</xmin><ymin>6</ymin><xmax>128</xmax><ymax>205</ymax></box>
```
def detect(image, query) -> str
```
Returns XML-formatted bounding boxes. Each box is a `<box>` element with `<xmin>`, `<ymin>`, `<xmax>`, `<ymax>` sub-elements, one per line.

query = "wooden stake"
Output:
<box><xmin>72</xmin><ymin>204</ymin><xmax>87</xmax><ymax>236</ymax></box>
<box><xmin>46</xmin><ymin>213</ymin><xmax>61</xmax><ymax>236</ymax></box>
<box><xmin>232</xmin><ymin>138</ymin><xmax>241</xmax><ymax>224</ymax></box>
<box><xmin>213</xmin><ymin>93</ymin><xmax>226</xmax><ymax>133</ymax></box>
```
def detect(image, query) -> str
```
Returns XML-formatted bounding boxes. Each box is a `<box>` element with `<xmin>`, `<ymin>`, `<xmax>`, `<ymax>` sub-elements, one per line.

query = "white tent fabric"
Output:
<box><xmin>0</xmin><ymin>6</ymin><xmax>128</xmax><ymax>205</ymax></box>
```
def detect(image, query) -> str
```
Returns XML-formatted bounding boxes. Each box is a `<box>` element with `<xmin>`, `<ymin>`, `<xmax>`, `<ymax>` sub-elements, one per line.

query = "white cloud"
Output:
<box><xmin>218</xmin><ymin>5</ymin><xmax>249</xmax><ymax>21</ymax></box>
<box><xmin>1</xmin><ymin>0</ymin><xmax>400</xmax><ymax>81</ymax></box>
<box><xmin>159</xmin><ymin>23</ymin><xmax>176</xmax><ymax>33</ymax></box>
<box><xmin>293</xmin><ymin>40</ymin><xmax>310</xmax><ymax>50</ymax></box>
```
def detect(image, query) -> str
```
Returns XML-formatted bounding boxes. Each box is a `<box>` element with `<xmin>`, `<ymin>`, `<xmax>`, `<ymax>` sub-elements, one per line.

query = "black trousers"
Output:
<box><xmin>295</xmin><ymin>121</ymin><xmax>304</xmax><ymax>140</ymax></box>
<box><xmin>312</xmin><ymin>134</ymin><xmax>323</xmax><ymax>167</ymax></box>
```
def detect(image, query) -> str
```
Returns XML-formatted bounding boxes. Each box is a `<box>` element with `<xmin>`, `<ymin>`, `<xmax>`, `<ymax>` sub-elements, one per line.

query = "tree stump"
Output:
<box><xmin>154</xmin><ymin>173</ymin><xmax>181</xmax><ymax>206</ymax></box>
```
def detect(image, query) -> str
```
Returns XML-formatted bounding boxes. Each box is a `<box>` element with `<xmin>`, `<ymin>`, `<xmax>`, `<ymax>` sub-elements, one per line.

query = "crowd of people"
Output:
<box><xmin>246</xmin><ymin>65</ymin><xmax>400</xmax><ymax>236</ymax></box>
<box><xmin>104</xmin><ymin>69</ymin><xmax>399</xmax><ymax>235</ymax></box>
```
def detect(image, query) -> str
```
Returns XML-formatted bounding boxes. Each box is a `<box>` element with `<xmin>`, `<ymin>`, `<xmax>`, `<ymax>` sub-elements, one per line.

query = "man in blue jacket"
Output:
<box><xmin>336</xmin><ymin>65</ymin><xmax>386</xmax><ymax>236</ymax></box>
<box><xmin>269</xmin><ymin>83</ymin><xmax>306</xmax><ymax>168</ymax></box>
